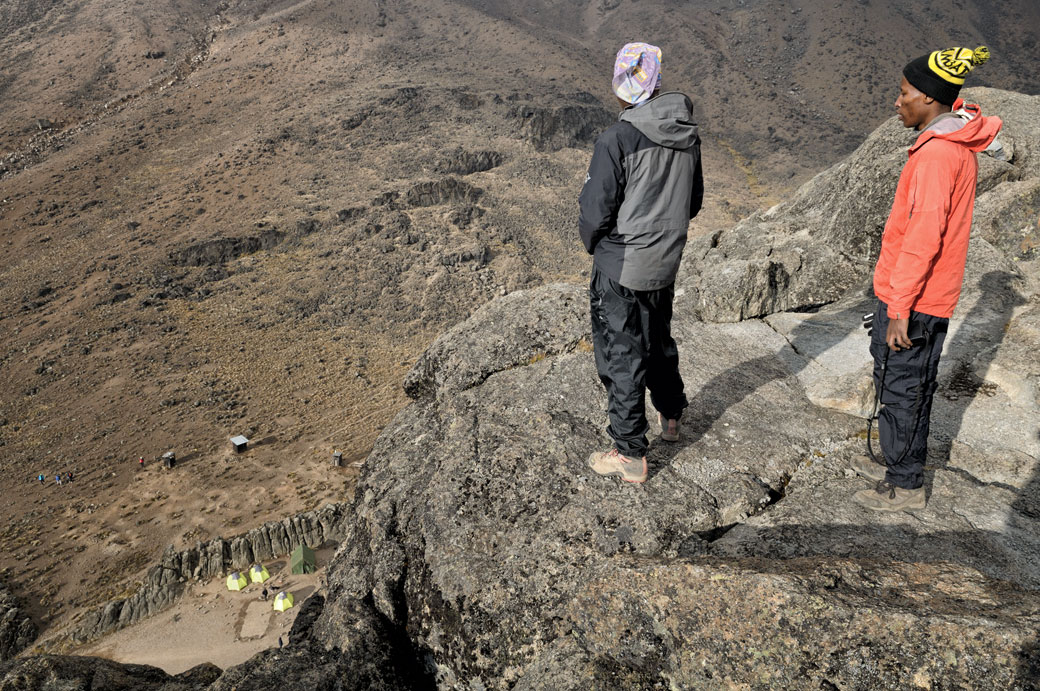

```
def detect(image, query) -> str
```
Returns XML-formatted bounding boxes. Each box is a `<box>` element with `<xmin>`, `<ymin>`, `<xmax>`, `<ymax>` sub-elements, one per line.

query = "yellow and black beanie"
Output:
<box><xmin>903</xmin><ymin>46</ymin><xmax>990</xmax><ymax>105</ymax></box>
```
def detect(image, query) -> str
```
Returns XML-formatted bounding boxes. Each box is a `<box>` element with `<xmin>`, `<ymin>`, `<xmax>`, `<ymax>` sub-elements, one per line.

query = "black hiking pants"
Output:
<box><xmin>869</xmin><ymin>300</ymin><xmax>948</xmax><ymax>490</ymax></box>
<box><xmin>590</xmin><ymin>266</ymin><xmax>688</xmax><ymax>459</ymax></box>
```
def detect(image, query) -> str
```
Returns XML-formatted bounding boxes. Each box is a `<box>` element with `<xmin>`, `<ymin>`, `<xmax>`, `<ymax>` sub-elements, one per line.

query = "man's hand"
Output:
<box><xmin>886</xmin><ymin>317</ymin><xmax>912</xmax><ymax>351</ymax></box>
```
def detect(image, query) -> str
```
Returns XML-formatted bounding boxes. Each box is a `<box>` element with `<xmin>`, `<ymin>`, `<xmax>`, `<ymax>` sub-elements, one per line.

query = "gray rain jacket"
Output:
<box><xmin>578</xmin><ymin>92</ymin><xmax>702</xmax><ymax>290</ymax></box>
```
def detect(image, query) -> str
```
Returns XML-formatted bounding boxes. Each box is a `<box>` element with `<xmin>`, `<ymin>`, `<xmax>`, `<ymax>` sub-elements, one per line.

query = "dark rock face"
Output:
<box><xmin>0</xmin><ymin>654</ymin><xmax>217</xmax><ymax>690</ymax></box>
<box><xmin>167</xmin><ymin>219</ymin><xmax>322</xmax><ymax>267</ymax></box>
<box><xmin>446</xmin><ymin>204</ymin><xmax>484</xmax><ymax>230</ymax></box>
<box><xmin>0</xmin><ymin>582</ymin><xmax>36</xmax><ymax>661</ymax></box>
<box><xmin>512</xmin><ymin>99</ymin><xmax>615</xmax><ymax>152</ymax></box>
<box><xmin>168</xmin><ymin>229</ymin><xmax>286</xmax><ymax>266</ymax></box>
<box><xmin>404</xmin><ymin>177</ymin><xmax>482</xmax><ymax>208</ymax></box>
<box><xmin>435</xmin><ymin>150</ymin><xmax>503</xmax><ymax>176</ymax></box>
<box><xmin>210</xmin><ymin>595</ymin><xmax>425</xmax><ymax>691</ymax></box>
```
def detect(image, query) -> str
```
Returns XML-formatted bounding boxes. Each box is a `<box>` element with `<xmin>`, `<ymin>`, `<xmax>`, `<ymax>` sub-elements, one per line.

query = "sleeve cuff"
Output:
<box><xmin>885</xmin><ymin>304</ymin><xmax>910</xmax><ymax>320</ymax></box>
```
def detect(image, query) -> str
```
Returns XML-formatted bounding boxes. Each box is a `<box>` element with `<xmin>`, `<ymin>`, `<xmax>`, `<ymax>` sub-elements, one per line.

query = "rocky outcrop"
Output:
<box><xmin>0</xmin><ymin>582</ymin><xmax>36</xmax><ymax>661</ymax></box>
<box><xmin>64</xmin><ymin>503</ymin><xmax>347</xmax><ymax>646</ymax></box>
<box><xmin>512</xmin><ymin>94</ymin><xmax>615</xmax><ymax>152</ymax></box>
<box><xmin>404</xmin><ymin>178</ymin><xmax>482</xmax><ymax>208</ymax></box>
<box><xmin>0</xmin><ymin>655</ymin><xmax>220</xmax><ymax>690</ymax></box>
<box><xmin>168</xmin><ymin>218</ymin><xmax>322</xmax><ymax>267</ymax></box>
<box><xmin>684</xmin><ymin>88</ymin><xmax>1040</xmax><ymax>322</ymax></box>
<box><xmin>403</xmin><ymin>283</ymin><xmax>590</xmax><ymax>399</ymax></box>
<box><xmin>435</xmin><ymin>150</ymin><xmax>503</xmax><ymax>176</ymax></box>
<box><xmin>311</xmin><ymin>263</ymin><xmax>1039</xmax><ymax>687</ymax></box>
<box><xmin>168</xmin><ymin>228</ymin><xmax>286</xmax><ymax>267</ymax></box>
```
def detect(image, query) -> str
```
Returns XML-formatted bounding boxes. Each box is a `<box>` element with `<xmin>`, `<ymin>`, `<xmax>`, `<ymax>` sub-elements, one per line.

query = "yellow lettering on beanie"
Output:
<box><xmin>928</xmin><ymin>45</ymin><xmax>990</xmax><ymax>85</ymax></box>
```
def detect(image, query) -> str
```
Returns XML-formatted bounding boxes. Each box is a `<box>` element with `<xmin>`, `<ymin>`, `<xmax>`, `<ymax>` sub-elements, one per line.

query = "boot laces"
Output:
<box><xmin>874</xmin><ymin>481</ymin><xmax>897</xmax><ymax>499</ymax></box>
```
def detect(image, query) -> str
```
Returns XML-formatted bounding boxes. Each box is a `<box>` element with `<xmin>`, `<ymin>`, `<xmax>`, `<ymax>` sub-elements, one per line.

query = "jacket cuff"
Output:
<box><xmin>885</xmin><ymin>304</ymin><xmax>910</xmax><ymax>320</ymax></box>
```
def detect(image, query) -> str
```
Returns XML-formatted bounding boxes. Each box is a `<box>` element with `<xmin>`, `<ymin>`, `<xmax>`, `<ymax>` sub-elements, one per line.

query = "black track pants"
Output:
<box><xmin>869</xmin><ymin>300</ymin><xmax>948</xmax><ymax>490</ymax></box>
<box><xmin>590</xmin><ymin>266</ymin><xmax>688</xmax><ymax>458</ymax></box>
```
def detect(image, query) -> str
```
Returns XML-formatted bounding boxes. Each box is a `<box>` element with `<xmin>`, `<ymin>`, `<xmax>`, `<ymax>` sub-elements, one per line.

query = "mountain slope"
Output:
<box><xmin>1</xmin><ymin>0</ymin><xmax>1038</xmax><ymax>645</ymax></box>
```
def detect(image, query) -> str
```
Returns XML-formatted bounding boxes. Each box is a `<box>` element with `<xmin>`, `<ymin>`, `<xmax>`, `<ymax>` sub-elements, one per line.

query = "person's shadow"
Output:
<box><xmin>908</xmin><ymin>269</ymin><xmax>1027</xmax><ymax>498</ymax></box>
<box><xmin>648</xmin><ymin>291</ymin><xmax>875</xmax><ymax>473</ymax></box>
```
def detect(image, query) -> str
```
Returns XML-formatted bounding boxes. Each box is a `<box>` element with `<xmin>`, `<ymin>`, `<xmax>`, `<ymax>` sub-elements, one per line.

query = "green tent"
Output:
<box><xmin>290</xmin><ymin>544</ymin><xmax>316</xmax><ymax>574</ymax></box>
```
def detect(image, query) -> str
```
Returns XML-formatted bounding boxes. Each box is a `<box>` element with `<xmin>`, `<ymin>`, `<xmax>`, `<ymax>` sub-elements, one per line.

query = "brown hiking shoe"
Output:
<box><xmin>588</xmin><ymin>448</ymin><xmax>648</xmax><ymax>484</ymax></box>
<box><xmin>850</xmin><ymin>454</ymin><xmax>885</xmax><ymax>482</ymax></box>
<box><xmin>853</xmin><ymin>480</ymin><xmax>926</xmax><ymax>512</ymax></box>
<box><xmin>658</xmin><ymin>413</ymin><xmax>680</xmax><ymax>442</ymax></box>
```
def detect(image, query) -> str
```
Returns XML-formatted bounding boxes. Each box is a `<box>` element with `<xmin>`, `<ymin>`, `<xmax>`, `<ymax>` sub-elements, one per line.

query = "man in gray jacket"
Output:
<box><xmin>580</xmin><ymin>42</ymin><xmax>703</xmax><ymax>484</ymax></box>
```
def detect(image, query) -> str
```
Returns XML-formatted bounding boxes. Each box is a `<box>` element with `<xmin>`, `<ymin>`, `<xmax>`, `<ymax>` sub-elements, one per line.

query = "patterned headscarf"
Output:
<box><xmin>612</xmin><ymin>42</ymin><xmax>662</xmax><ymax>105</ymax></box>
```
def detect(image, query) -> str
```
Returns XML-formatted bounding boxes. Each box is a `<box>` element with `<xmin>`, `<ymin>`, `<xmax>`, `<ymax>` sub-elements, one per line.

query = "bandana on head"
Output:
<box><xmin>612</xmin><ymin>42</ymin><xmax>662</xmax><ymax>105</ymax></box>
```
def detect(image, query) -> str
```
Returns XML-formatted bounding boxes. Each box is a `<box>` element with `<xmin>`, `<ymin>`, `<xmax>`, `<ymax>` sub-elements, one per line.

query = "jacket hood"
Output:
<box><xmin>619</xmin><ymin>91</ymin><xmax>698</xmax><ymax>149</ymax></box>
<box><xmin>911</xmin><ymin>99</ymin><xmax>1002</xmax><ymax>154</ymax></box>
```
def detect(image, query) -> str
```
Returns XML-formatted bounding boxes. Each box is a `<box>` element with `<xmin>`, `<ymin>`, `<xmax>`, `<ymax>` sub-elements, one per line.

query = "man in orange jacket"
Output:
<box><xmin>852</xmin><ymin>46</ymin><xmax>1002</xmax><ymax>512</ymax></box>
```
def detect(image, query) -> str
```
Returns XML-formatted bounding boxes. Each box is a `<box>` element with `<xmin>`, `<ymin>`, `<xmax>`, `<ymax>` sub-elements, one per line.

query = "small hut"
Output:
<box><xmin>230</xmin><ymin>435</ymin><xmax>249</xmax><ymax>453</ymax></box>
<box><xmin>290</xmin><ymin>544</ymin><xmax>317</xmax><ymax>575</ymax></box>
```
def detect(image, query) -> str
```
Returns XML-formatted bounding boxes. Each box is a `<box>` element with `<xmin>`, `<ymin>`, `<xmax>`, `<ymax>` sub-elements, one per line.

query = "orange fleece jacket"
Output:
<box><xmin>873</xmin><ymin>101</ymin><xmax>1002</xmax><ymax>319</ymax></box>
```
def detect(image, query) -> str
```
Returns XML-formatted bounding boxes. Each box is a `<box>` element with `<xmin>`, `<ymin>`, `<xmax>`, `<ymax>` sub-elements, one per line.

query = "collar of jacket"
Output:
<box><xmin>909</xmin><ymin>99</ymin><xmax>1002</xmax><ymax>155</ymax></box>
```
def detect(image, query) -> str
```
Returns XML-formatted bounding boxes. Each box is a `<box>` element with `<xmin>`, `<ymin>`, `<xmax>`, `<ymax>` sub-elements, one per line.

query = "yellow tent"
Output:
<box><xmin>249</xmin><ymin>564</ymin><xmax>270</xmax><ymax>584</ymax></box>
<box><xmin>226</xmin><ymin>572</ymin><xmax>248</xmax><ymax>591</ymax></box>
<box><xmin>272</xmin><ymin>591</ymin><xmax>294</xmax><ymax>612</ymax></box>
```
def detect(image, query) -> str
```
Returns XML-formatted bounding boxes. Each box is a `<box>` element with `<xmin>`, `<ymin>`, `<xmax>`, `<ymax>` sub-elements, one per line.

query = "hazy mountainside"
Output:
<box><xmin>458</xmin><ymin>0</ymin><xmax>1040</xmax><ymax>180</ymax></box>
<box><xmin>0</xmin><ymin>0</ymin><xmax>1038</xmax><ymax>653</ymax></box>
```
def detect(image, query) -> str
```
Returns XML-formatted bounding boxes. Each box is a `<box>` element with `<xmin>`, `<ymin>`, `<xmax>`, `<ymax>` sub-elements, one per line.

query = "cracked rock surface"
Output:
<box><xmin>311</xmin><ymin>266</ymin><xmax>1040</xmax><ymax>687</ymax></box>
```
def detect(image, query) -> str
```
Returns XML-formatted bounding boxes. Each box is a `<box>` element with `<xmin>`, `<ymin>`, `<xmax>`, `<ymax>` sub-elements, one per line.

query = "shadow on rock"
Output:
<box><xmin>651</xmin><ymin>295</ymin><xmax>873</xmax><ymax>479</ymax></box>
<box><xmin>932</xmin><ymin>270</ymin><xmax>1028</xmax><ymax>466</ymax></box>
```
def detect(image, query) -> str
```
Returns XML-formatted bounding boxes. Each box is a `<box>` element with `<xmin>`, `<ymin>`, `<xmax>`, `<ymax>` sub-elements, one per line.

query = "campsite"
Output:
<box><xmin>77</xmin><ymin>545</ymin><xmax>330</xmax><ymax>674</ymax></box>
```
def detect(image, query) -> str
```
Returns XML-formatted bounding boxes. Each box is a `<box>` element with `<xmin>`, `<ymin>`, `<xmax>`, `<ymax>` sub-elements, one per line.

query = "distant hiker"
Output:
<box><xmin>139</xmin><ymin>456</ymin><xmax>145</xmax><ymax>468</ymax></box>
<box><xmin>55</xmin><ymin>474</ymin><xmax>61</xmax><ymax>485</ymax></box>
<box><xmin>580</xmin><ymin>42</ymin><xmax>702</xmax><ymax>484</ymax></box>
<box><xmin>852</xmin><ymin>46</ymin><xmax>1001</xmax><ymax>512</ymax></box>
<box><xmin>261</xmin><ymin>587</ymin><xmax>268</xmax><ymax>601</ymax></box>
<box><xmin>278</xmin><ymin>636</ymin><xmax>283</xmax><ymax>649</ymax></box>
<box><xmin>38</xmin><ymin>474</ymin><xmax>44</xmax><ymax>484</ymax></box>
